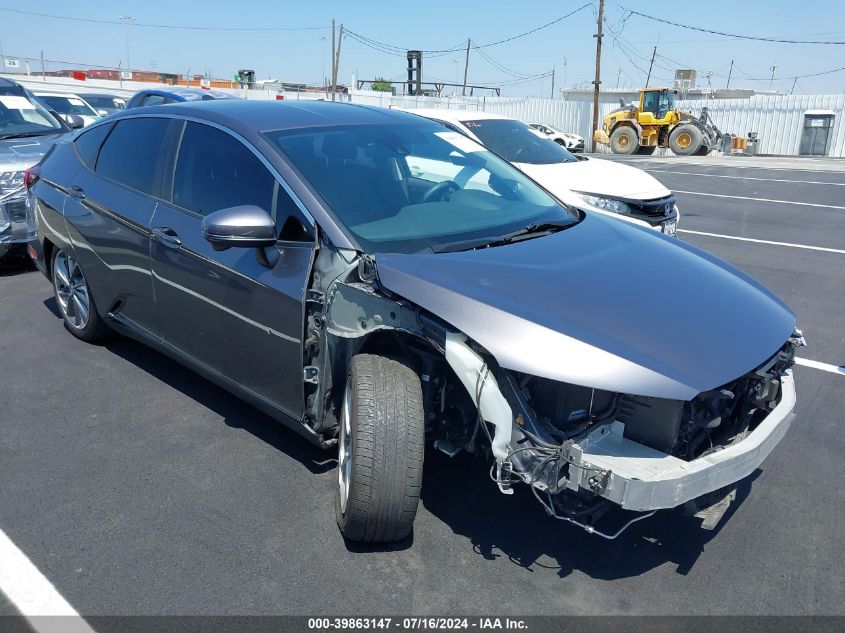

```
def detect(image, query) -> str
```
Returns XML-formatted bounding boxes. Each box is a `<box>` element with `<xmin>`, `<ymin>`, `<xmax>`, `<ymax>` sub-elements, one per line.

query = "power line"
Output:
<box><xmin>345</xmin><ymin>3</ymin><xmax>590</xmax><ymax>55</ymax></box>
<box><xmin>0</xmin><ymin>6</ymin><xmax>329</xmax><ymax>31</ymax></box>
<box><xmin>472</xmin><ymin>3</ymin><xmax>591</xmax><ymax>48</ymax></box>
<box><xmin>622</xmin><ymin>8</ymin><xmax>845</xmax><ymax>45</ymax></box>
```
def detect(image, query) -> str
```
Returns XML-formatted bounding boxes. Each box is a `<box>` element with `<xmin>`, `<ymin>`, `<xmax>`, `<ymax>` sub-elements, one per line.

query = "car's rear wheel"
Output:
<box><xmin>336</xmin><ymin>354</ymin><xmax>425</xmax><ymax>543</ymax></box>
<box><xmin>52</xmin><ymin>247</ymin><xmax>110</xmax><ymax>342</ymax></box>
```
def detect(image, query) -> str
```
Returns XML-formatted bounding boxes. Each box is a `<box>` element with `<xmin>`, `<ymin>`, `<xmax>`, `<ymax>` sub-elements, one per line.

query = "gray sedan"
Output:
<box><xmin>27</xmin><ymin>100</ymin><xmax>803</xmax><ymax>542</ymax></box>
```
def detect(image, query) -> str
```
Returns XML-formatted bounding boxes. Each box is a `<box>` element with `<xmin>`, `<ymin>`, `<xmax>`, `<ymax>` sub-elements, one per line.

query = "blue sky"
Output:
<box><xmin>1</xmin><ymin>0</ymin><xmax>844</xmax><ymax>96</ymax></box>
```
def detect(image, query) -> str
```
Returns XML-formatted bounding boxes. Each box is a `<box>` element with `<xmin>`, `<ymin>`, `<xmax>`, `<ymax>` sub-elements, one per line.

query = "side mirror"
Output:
<box><xmin>63</xmin><ymin>114</ymin><xmax>85</xmax><ymax>129</ymax></box>
<box><xmin>201</xmin><ymin>205</ymin><xmax>277</xmax><ymax>251</ymax></box>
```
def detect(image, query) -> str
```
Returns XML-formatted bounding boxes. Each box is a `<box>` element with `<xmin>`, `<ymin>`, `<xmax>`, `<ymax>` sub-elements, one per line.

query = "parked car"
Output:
<box><xmin>28</xmin><ymin>100</ymin><xmax>802</xmax><ymax>543</ymax></box>
<box><xmin>529</xmin><ymin>122</ymin><xmax>585</xmax><ymax>152</ymax></box>
<box><xmin>126</xmin><ymin>87</ymin><xmax>236</xmax><ymax>108</ymax></box>
<box><xmin>407</xmin><ymin>109</ymin><xmax>679</xmax><ymax>235</ymax></box>
<box><xmin>77</xmin><ymin>92</ymin><xmax>127</xmax><ymax>116</ymax></box>
<box><xmin>1</xmin><ymin>78</ymin><xmax>71</xmax><ymax>263</ymax></box>
<box><xmin>33</xmin><ymin>91</ymin><xmax>102</xmax><ymax>127</ymax></box>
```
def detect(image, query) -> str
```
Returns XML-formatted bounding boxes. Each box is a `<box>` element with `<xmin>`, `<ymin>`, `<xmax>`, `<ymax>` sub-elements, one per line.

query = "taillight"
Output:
<box><xmin>24</xmin><ymin>166</ymin><xmax>40</xmax><ymax>189</ymax></box>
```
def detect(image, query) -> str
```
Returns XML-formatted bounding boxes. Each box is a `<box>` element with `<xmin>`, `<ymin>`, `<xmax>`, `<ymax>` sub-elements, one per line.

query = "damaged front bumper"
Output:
<box><xmin>0</xmin><ymin>188</ymin><xmax>34</xmax><ymax>257</ymax></box>
<box><xmin>564</xmin><ymin>370</ymin><xmax>796</xmax><ymax>511</ymax></box>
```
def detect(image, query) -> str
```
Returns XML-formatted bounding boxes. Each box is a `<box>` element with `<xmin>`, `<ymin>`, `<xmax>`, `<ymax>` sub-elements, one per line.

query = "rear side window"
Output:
<box><xmin>142</xmin><ymin>94</ymin><xmax>168</xmax><ymax>106</ymax></box>
<box><xmin>172</xmin><ymin>122</ymin><xmax>275</xmax><ymax>216</ymax></box>
<box><xmin>95</xmin><ymin>118</ymin><xmax>170</xmax><ymax>195</ymax></box>
<box><xmin>74</xmin><ymin>122</ymin><xmax>113</xmax><ymax>169</ymax></box>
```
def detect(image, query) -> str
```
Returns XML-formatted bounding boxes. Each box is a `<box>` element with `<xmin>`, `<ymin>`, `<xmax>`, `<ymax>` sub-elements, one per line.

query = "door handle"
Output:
<box><xmin>69</xmin><ymin>184</ymin><xmax>85</xmax><ymax>199</ymax></box>
<box><xmin>152</xmin><ymin>226</ymin><xmax>182</xmax><ymax>247</ymax></box>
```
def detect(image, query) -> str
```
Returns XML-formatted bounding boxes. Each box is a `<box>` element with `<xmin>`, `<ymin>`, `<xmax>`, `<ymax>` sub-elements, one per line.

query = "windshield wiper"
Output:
<box><xmin>0</xmin><ymin>131</ymin><xmax>53</xmax><ymax>141</ymax></box>
<box><xmin>431</xmin><ymin>219</ymin><xmax>576</xmax><ymax>254</ymax></box>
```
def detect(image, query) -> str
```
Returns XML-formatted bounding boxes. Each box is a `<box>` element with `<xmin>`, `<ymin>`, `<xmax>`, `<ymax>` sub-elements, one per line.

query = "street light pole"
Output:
<box><xmin>769</xmin><ymin>65</ymin><xmax>778</xmax><ymax>92</ymax></box>
<box><xmin>119</xmin><ymin>16</ymin><xmax>135</xmax><ymax>73</ymax></box>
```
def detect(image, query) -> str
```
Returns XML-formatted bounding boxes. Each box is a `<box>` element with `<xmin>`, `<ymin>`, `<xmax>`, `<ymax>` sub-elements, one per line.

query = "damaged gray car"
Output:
<box><xmin>28</xmin><ymin>101</ymin><xmax>804</xmax><ymax>543</ymax></box>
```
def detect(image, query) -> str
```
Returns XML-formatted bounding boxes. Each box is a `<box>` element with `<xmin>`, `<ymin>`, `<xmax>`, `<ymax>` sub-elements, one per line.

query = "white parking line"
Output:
<box><xmin>0</xmin><ymin>528</ymin><xmax>96</xmax><ymax>633</ymax></box>
<box><xmin>677</xmin><ymin>229</ymin><xmax>845</xmax><ymax>254</ymax></box>
<box><xmin>673</xmin><ymin>190</ymin><xmax>845</xmax><ymax>210</ymax></box>
<box><xmin>646</xmin><ymin>169</ymin><xmax>845</xmax><ymax>186</ymax></box>
<box><xmin>795</xmin><ymin>357</ymin><xmax>845</xmax><ymax>376</ymax></box>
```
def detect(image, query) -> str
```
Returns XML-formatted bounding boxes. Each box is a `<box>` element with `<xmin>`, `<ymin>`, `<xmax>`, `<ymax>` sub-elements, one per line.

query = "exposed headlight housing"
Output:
<box><xmin>577</xmin><ymin>193</ymin><xmax>631</xmax><ymax>215</ymax></box>
<box><xmin>0</xmin><ymin>170</ymin><xmax>25</xmax><ymax>196</ymax></box>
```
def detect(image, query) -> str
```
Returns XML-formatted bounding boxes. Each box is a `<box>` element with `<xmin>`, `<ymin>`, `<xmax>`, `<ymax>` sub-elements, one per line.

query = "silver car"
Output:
<box><xmin>27</xmin><ymin>100</ymin><xmax>803</xmax><ymax>542</ymax></box>
<box><xmin>1</xmin><ymin>78</ymin><xmax>71</xmax><ymax>262</ymax></box>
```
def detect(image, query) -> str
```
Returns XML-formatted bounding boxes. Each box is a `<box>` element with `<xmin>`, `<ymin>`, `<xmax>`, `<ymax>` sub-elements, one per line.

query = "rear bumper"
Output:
<box><xmin>566</xmin><ymin>370</ymin><xmax>796</xmax><ymax>511</ymax></box>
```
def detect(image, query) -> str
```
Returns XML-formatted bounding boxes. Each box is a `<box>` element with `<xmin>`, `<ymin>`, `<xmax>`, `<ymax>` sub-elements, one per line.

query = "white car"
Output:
<box><xmin>405</xmin><ymin>109</ymin><xmax>679</xmax><ymax>235</ymax></box>
<box><xmin>529</xmin><ymin>123</ymin><xmax>585</xmax><ymax>152</ymax></box>
<box><xmin>33</xmin><ymin>92</ymin><xmax>102</xmax><ymax>127</ymax></box>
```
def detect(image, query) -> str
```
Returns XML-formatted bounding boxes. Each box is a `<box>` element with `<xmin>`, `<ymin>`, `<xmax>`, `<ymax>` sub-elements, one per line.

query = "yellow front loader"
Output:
<box><xmin>594</xmin><ymin>88</ymin><xmax>723</xmax><ymax>156</ymax></box>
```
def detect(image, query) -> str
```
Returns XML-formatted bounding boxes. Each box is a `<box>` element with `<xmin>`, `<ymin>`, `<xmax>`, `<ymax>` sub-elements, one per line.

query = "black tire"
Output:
<box><xmin>635</xmin><ymin>145</ymin><xmax>657</xmax><ymax>155</ymax></box>
<box><xmin>695</xmin><ymin>145</ymin><xmax>710</xmax><ymax>156</ymax></box>
<box><xmin>336</xmin><ymin>354</ymin><xmax>425</xmax><ymax>543</ymax></box>
<box><xmin>51</xmin><ymin>247</ymin><xmax>110</xmax><ymax>342</ymax></box>
<box><xmin>610</xmin><ymin>126</ymin><xmax>639</xmax><ymax>155</ymax></box>
<box><xmin>669</xmin><ymin>124</ymin><xmax>703</xmax><ymax>156</ymax></box>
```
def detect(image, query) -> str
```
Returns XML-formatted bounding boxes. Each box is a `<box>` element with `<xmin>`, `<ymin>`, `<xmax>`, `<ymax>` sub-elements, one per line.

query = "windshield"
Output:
<box><xmin>38</xmin><ymin>95</ymin><xmax>99</xmax><ymax>117</ymax></box>
<box><xmin>265</xmin><ymin>122</ymin><xmax>578</xmax><ymax>254</ymax></box>
<box><xmin>0</xmin><ymin>91</ymin><xmax>64</xmax><ymax>137</ymax></box>
<box><xmin>462</xmin><ymin>118</ymin><xmax>577</xmax><ymax>165</ymax></box>
<box><xmin>82</xmin><ymin>95</ymin><xmax>126</xmax><ymax>110</ymax></box>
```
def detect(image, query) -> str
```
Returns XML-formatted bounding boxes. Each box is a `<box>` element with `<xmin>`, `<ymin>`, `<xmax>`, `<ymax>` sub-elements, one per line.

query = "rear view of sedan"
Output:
<box><xmin>27</xmin><ymin>101</ymin><xmax>801</xmax><ymax>543</ymax></box>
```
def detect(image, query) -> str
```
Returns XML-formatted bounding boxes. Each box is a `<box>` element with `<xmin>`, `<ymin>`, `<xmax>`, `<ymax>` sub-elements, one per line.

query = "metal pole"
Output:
<box><xmin>40</xmin><ymin>50</ymin><xmax>46</xmax><ymax>81</ymax></box>
<box><xmin>790</xmin><ymin>77</ymin><xmax>797</xmax><ymax>94</ymax></box>
<box><xmin>462</xmin><ymin>38</ymin><xmax>470</xmax><ymax>96</ymax></box>
<box><xmin>769</xmin><ymin>65</ymin><xmax>778</xmax><ymax>91</ymax></box>
<box><xmin>591</xmin><ymin>0</ymin><xmax>604</xmax><ymax>152</ymax></box>
<box><xmin>330</xmin><ymin>19</ymin><xmax>336</xmax><ymax>101</ymax></box>
<box><xmin>726</xmin><ymin>59</ymin><xmax>734</xmax><ymax>89</ymax></box>
<box><xmin>645</xmin><ymin>45</ymin><xmax>656</xmax><ymax>87</ymax></box>
<box><xmin>332</xmin><ymin>24</ymin><xmax>344</xmax><ymax>101</ymax></box>
<box><xmin>550</xmin><ymin>67</ymin><xmax>555</xmax><ymax>98</ymax></box>
<box><xmin>118</xmin><ymin>61</ymin><xmax>123</xmax><ymax>89</ymax></box>
<box><xmin>120</xmin><ymin>16</ymin><xmax>135</xmax><ymax>73</ymax></box>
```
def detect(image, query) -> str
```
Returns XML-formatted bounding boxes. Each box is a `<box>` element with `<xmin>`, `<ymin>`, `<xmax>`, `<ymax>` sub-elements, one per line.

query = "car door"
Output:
<box><xmin>62</xmin><ymin>116</ymin><xmax>175</xmax><ymax>338</ymax></box>
<box><xmin>150</xmin><ymin>120</ymin><xmax>314</xmax><ymax>419</ymax></box>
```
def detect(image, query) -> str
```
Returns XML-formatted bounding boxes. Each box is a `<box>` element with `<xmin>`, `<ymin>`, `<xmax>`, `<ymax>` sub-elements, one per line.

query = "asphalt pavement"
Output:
<box><xmin>1</xmin><ymin>155</ymin><xmax>843</xmax><ymax>617</ymax></box>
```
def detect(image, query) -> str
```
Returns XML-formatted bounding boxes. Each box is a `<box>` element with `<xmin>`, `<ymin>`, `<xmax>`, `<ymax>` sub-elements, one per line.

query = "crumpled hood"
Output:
<box><xmin>0</xmin><ymin>134</ymin><xmax>62</xmax><ymax>174</ymax></box>
<box><xmin>517</xmin><ymin>156</ymin><xmax>670</xmax><ymax>201</ymax></box>
<box><xmin>375</xmin><ymin>214</ymin><xmax>795</xmax><ymax>400</ymax></box>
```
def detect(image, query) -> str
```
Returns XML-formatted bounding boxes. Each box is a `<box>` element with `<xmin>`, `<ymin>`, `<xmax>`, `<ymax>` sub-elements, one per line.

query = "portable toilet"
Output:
<box><xmin>799</xmin><ymin>110</ymin><xmax>835</xmax><ymax>156</ymax></box>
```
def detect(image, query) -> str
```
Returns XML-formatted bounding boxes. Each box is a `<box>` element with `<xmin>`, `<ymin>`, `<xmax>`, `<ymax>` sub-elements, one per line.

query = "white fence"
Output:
<box><xmin>5</xmin><ymin>73</ymin><xmax>844</xmax><ymax>157</ymax></box>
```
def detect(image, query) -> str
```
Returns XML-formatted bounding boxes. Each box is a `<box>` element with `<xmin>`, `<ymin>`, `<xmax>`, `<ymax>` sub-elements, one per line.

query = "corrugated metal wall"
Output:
<box><xmin>335</xmin><ymin>89</ymin><xmax>845</xmax><ymax>158</ymax></box>
<box><xmin>7</xmin><ymin>73</ymin><xmax>842</xmax><ymax>157</ymax></box>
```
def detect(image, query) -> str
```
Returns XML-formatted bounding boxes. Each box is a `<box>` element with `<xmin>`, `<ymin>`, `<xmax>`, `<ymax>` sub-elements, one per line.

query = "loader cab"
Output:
<box><xmin>639</xmin><ymin>89</ymin><xmax>677</xmax><ymax>123</ymax></box>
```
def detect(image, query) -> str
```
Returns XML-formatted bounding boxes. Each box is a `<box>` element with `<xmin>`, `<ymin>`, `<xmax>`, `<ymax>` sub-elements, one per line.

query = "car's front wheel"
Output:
<box><xmin>336</xmin><ymin>354</ymin><xmax>425</xmax><ymax>543</ymax></box>
<box><xmin>52</xmin><ymin>247</ymin><xmax>110</xmax><ymax>342</ymax></box>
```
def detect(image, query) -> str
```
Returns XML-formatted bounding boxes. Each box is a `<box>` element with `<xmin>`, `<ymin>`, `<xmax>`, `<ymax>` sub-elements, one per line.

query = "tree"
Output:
<box><xmin>371</xmin><ymin>77</ymin><xmax>393</xmax><ymax>93</ymax></box>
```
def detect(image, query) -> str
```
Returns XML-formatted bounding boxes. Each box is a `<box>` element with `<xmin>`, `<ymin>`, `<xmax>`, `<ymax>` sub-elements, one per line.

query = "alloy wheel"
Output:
<box><xmin>54</xmin><ymin>251</ymin><xmax>90</xmax><ymax>330</ymax></box>
<box><xmin>337</xmin><ymin>387</ymin><xmax>353</xmax><ymax>515</ymax></box>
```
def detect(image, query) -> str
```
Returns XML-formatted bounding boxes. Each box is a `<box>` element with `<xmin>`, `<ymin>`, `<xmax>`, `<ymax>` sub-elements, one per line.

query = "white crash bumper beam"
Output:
<box><xmin>566</xmin><ymin>370</ymin><xmax>797</xmax><ymax>511</ymax></box>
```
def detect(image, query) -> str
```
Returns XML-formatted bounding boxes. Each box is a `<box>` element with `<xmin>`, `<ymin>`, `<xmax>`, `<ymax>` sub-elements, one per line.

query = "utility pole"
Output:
<box><xmin>462</xmin><ymin>38</ymin><xmax>470</xmax><ymax>96</ymax></box>
<box><xmin>769</xmin><ymin>64</ymin><xmax>778</xmax><ymax>92</ymax></box>
<box><xmin>119</xmin><ymin>16</ymin><xmax>135</xmax><ymax>72</ymax></box>
<box><xmin>616</xmin><ymin>68</ymin><xmax>622</xmax><ymax>89</ymax></box>
<box><xmin>332</xmin><ymin>23</ymin><xmax>344</xmax><ymax>100</ymax></box>
<box><xmin>550</xmin><ymin>67</ymin><xmax>555</xmax><ymax>98</ymax></box>
<box><xmin>330</xmin><ymin>19</ymin><xmax>336</xmax><ymax>100</ymax></box>
<box><xmin>591</xmin><ymin>0</ymin><xmax>604</xmax><ymax>152</ymax></box>
<box><xmin>645</xmin><ymin>45</ymin><xmax>657</xmax><ymax>86</ymax></box>
<box><xmin>40</xmin><ymin>50</ymin><xmax>45</xmax><ymax>81</ymax></box>
<box><xmin>726</xmin><ymin>59</ymin><xmax>734</xmax><ymax>89</ymax></box>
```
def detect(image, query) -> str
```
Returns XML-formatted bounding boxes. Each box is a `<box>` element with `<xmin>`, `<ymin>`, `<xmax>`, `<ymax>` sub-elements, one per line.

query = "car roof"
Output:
<box><xmin>401</xmin><ymin>108</ymin><xmax>511</xmax><ymax>125</ymax></box>
<box><xmin>135</xmin><ymin>87</ymin><xmax>234</xmax><ymax>100</ymax></box>
<box><xmin>78</xmin><ymin>92</ymin><xmax>125</xmax><ymax>98</ymax></box>
<box><xmin>33</xmin><ymin>91</ymin><xmax>82</xmax><ymax>98</ymax></box>
<box><xmin>118</xmin><ymin>99</ymin><xmax>435</xmax><ymax>133</ymax></box>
